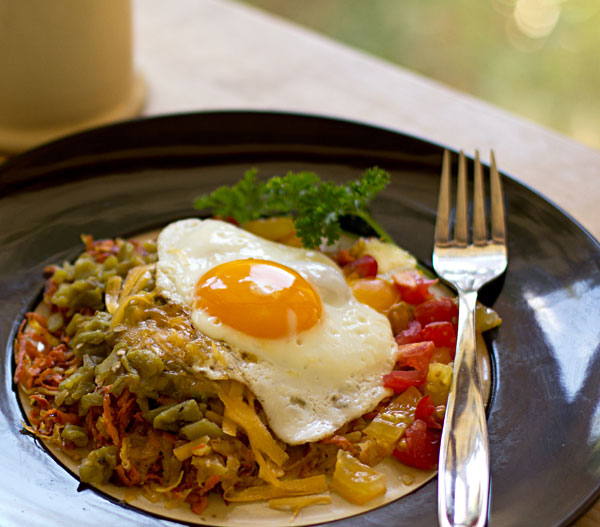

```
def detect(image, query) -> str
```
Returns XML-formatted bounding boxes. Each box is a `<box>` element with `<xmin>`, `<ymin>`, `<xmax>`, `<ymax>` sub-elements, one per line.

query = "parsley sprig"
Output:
<box><xmin>193</xmin><ymin>168</ymin><xmax>393</xmax><ymax>248</ymax></box>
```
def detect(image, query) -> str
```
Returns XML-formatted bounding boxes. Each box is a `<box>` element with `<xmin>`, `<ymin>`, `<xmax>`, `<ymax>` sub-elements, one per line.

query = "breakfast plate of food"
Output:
<box><xmin>1</xmin><ymin>111</ymin><xmax>599</xmax><ymax>527</ymax></box>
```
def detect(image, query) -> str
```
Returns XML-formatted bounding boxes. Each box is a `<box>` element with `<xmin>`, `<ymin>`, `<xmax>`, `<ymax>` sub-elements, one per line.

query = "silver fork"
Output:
<box><xmin>434</xmin><ymin>150</ymin><xmax>508</xmax><ymax>527</ymax></box>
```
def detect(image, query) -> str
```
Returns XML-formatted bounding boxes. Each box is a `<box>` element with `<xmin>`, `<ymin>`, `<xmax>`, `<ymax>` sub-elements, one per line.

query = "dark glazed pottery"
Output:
<box><xmin>1</xmin><ymin>111</ymin><xmax>599</xmax><ymax>527</ymax></box>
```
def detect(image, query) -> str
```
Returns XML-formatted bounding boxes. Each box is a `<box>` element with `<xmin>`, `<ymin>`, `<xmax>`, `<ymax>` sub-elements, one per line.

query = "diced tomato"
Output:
<box><xmin>344</xmin><ymin>254</ymin><xmax>378</xmax><ymax>279</ymax></box>
<box><xmin>414</xmin><ymin>297</ymin><xmax>458</xmax><ymax>326</ymax></box>
<box><xmin>395</xmin><ymin>320</ymin><xmax>423</xmax><ymax>344</ymax></box>
<box><xmin>415</xmin><ymin>395</ymin><xmax>442</xmax><ymax>430</ymax></box>
<box><xmin>383</xmin><ymin>370</ymin><xmax>426</xmax><ymax>393</ymax></box>
<box><xmin>393</xmin><ymin>270</ymin><xmax>437</xmax><ymax>305</ymax></box>
<box><xmin>393</xmin><ymin>419</ymin><xmax>441</xmax><ymax>470</ymax></box>
<box><xmin>420</xmin><ymin>321</ymin><xmax>456</xmax><ymax>348</ymax></box>
<box><xmin>396</xmin><ymin>341</ymin><xmax>435</xmax><ymax>373</ymax></box>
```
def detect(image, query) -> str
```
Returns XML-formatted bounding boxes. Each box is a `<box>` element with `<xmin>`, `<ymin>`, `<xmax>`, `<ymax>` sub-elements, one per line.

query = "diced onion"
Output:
<box><xmin>331</xmin><ymin>450</ymin><xmax>386</xmax><ymax>505</ymax></box>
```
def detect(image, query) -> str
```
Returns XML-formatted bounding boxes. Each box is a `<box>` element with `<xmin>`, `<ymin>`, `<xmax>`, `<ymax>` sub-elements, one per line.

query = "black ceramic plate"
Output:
<box><xmin>1</xmin><ymin>111</ymin><xmax>599</xmax><ymax>527</ymax></box>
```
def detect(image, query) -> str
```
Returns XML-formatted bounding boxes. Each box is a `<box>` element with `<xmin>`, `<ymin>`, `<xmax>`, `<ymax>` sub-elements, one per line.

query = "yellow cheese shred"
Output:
<box><xmin>105</xmin><ymin>275</ymin><xmax>123</xmax><ymax>315</ymax></box>
<box><xmin>110</xmin><ymin>263</ymin><xmax>155</xmax><ymax>329</ymax></box>
<box><xmin>222</xmin><ymin>381</ymin><xmax>242</xmax><ymax>437</ymax></box>
<box><xmin>225</xmin><ymin>475</ymin><xmax>328</xmax><ymax>502</ymax></box>
<box><xmin>153</xmin><ymin>470</ymin><xmax>184</xmax><ymax>493</ymax></box>
<box><xmin>254</xmin><ymin>447</ymin><xmax>285</xmax><ymax>485</ymax></box>
<box><xmin>173</xmin><ymin>436</ymin><xmax>211</xmax><ymax>462</ymax></box>
<box><xmin>217</xmin><ymin>381</ymin><xmax>289</xmax><ymax>470</ymax></box>
<box><xmin>268</xmin><ymin>494</ymin><xmax>332</xmax><ymax>519</ymax></box>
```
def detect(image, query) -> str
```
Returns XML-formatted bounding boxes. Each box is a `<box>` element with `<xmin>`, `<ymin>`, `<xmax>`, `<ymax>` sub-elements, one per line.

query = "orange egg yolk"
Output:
<box><xmin>194</xmin><ymin>258</ymin><xmax>322</xmax><ymax>339</ymax></box>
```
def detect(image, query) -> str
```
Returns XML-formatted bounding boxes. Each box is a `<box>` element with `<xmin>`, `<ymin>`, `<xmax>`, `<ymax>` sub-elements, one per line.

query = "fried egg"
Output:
<box><xmin>156</xmin><ymin>218</ymin><xmax>398</xmax><ymax>444</ymax></box>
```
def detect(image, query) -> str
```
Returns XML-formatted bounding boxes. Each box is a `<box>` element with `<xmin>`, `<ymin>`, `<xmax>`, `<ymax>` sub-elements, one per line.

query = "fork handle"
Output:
<box><xmin>438</xmin><ymin>290</ymin><xmax>490</xmax><ymax>527</ymax></box>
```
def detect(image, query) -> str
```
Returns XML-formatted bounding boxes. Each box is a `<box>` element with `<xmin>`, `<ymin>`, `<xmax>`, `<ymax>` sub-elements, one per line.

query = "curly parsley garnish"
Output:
<box><xmin>193</xmin><ymin>168</ymin><xmax>393</xmax><ymax>248</ymax></box>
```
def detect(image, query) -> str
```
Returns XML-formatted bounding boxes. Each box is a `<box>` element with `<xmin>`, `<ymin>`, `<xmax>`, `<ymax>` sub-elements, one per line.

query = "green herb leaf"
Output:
<box><xmin>193</xmin><ymin>169</ymin><xmax>266</xmax><ymax>224</ymax></box>
<box><xmin>193</xmin><ymin>168</ymin><xmax>392</xmax><ymax>248</ymax></box>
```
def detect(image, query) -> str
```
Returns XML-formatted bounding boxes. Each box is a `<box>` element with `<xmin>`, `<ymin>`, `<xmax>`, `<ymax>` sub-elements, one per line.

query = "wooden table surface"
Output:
<box><xmin>134</xmin><ymin>0</ymin><xmax>600</xmax><ymax>241</ymax></box>
<box><xmin>133</xmin><ymin>1</ymin><xmax>600</xmax><ymax>525</ymax></box>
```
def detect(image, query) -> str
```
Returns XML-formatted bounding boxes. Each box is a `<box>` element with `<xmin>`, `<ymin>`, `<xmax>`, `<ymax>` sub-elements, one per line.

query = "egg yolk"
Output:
<box><xmin>194</xmin><ymin>259</ymin><xmax>322</xmax><ymax>339</ymax></box>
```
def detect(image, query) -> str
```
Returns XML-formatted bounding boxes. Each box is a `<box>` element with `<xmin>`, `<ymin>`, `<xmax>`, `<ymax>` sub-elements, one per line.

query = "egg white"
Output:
<box><xmin>156</xmin><ymin>218</ymin><xmax>398</xmax><ymax>444</ymax></box>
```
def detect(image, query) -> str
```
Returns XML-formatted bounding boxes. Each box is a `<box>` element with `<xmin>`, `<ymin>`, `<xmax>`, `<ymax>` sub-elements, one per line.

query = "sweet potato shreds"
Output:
<box><xmin>179</xmin><ymin>474</ymin><xmax>220</xmax><ymax>515</ymax></box>
<box><xmin>187</xmin><ymin>492</ymin><xmax>209</xmax><ymax>515</ymax></box>
<box><xmin>103</xmin><ymin>393</ymin><xmax>122</xmax><ymax>446</ymax></box>
<box><xmin>97</xmin><ymin>391</ymin><xmax>171</xmax><ymax>488</ymax></box>
<box><xmin>35</xmin><ymin>407</ymin><xmax>80</xmax><ymax>436</ymax></box>
<box><xmin>82</xmin><ymin>235</ymin><xmax>120</xmax><ymax>263</ymax></box>
<box><xmin>116</xmin><ymin>389</ymin><xmax>138</xmax><ymax>435</ymax></box>
<box><xmin>13</xmin><ymin>313</ymin><xmax>78</xmax><ymax>391</ymax></box>
<box><xmin>115</xmin><ymin>463</ymin><xmax>143</xmax><ymax>487</ymax></box>
<box><xmin>29</xmin><ymin>393</ymin><xmax>51</xmax><ymax>410</ymax></box>
<box><xmin>101</xmin><ymin>389</ymin><xmax>143</xmax><ymax>446</ymax></box>
<box><xmin>43</xmin><ymin>277</ymin><xmax>59</xmax><ymax>303</ymax></box>
<box><xmin>13</xmin><ymin>319</ymin><xmax>38</xmax><ymax>387</ymax></box>
<box><xmin>100</xmin><ymin>388</ymin><xmax>140</xmax><ymax>448</ymax></box>
<box><xmin>86</xmin><ymin>406</ymin><xmax>104</xmax><ymax>444</ymax></box>
<box><xmin>82</xmin><ymin>235</ymin><xmax>149</xmax><ymax>263</ymax></box>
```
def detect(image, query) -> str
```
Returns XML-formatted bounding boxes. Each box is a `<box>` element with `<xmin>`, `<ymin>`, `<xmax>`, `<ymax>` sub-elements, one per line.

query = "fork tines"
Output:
<box><xmin>435</xmin><ymin>150</ymin><xmax>506</xmax><ymax>248</ymax></box>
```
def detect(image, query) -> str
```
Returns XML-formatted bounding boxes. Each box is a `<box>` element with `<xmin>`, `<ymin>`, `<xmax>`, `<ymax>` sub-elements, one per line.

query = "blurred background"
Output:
<box><xmin>238</xmin><ymin>0</ymin><xmax>599</xmax><ymax>149</ymax></box>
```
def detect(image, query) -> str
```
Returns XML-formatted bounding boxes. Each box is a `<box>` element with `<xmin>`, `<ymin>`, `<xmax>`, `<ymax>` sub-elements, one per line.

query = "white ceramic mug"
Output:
<box><xmin>0</xmin><ymin>0</ymin><xmax>145</xmax><ymax>153</ymax></box>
